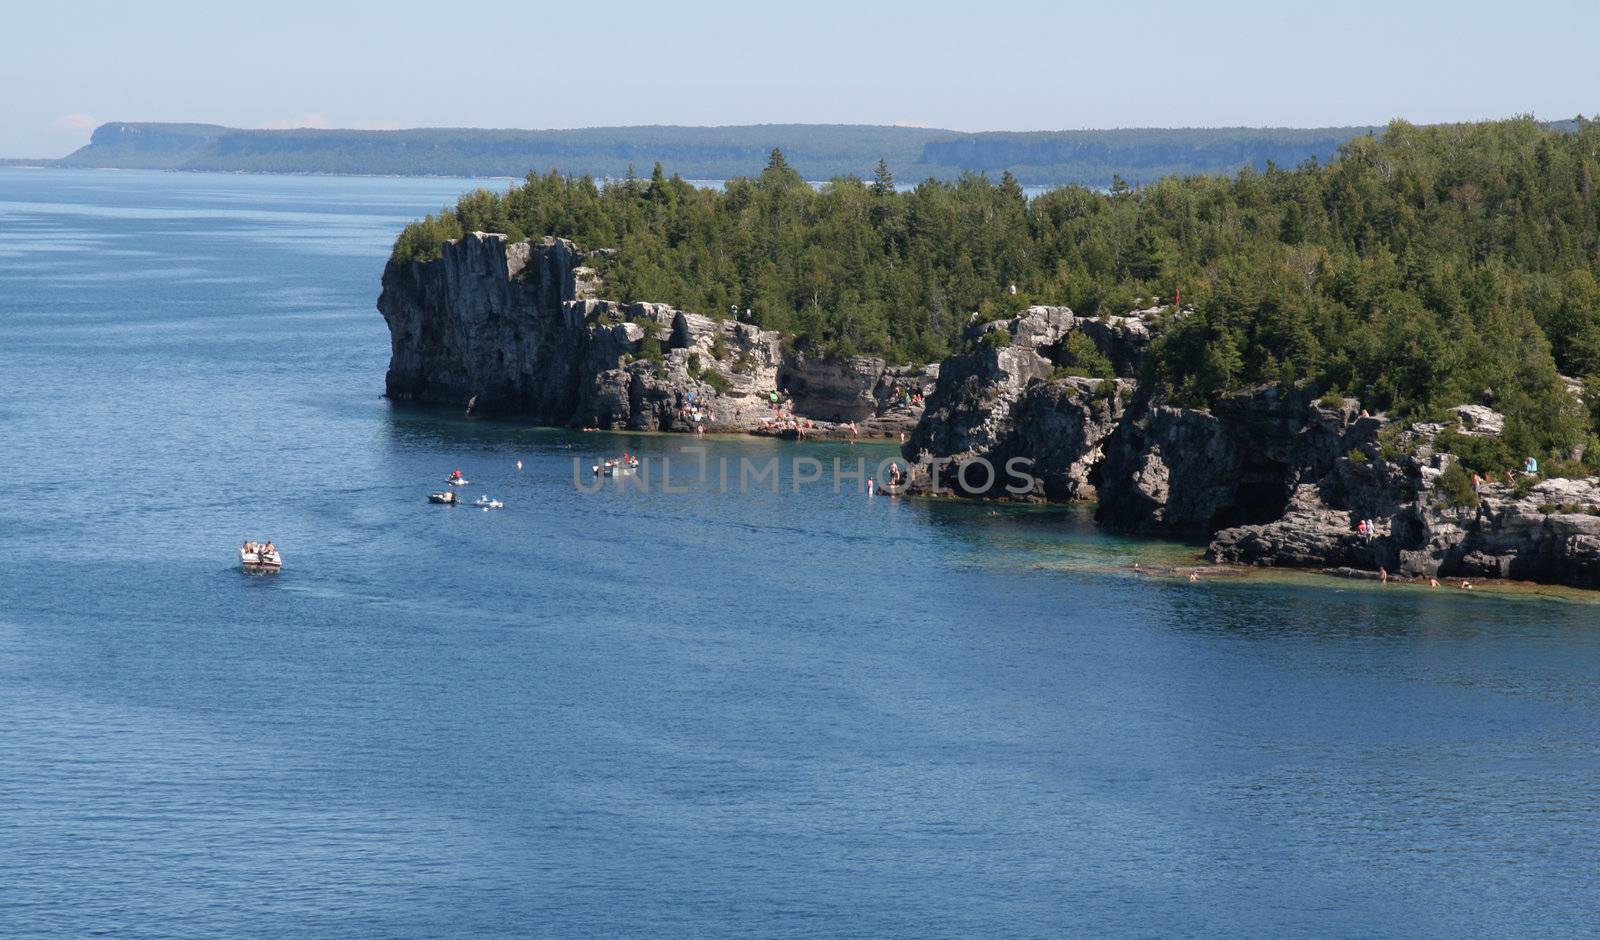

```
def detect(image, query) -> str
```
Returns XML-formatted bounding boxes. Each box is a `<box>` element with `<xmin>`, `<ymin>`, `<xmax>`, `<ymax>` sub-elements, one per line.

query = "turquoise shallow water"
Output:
<box><xmin>3</xmin><ymin>167</ymin><xmax>1600</xmax><ymax>938</ymax></box>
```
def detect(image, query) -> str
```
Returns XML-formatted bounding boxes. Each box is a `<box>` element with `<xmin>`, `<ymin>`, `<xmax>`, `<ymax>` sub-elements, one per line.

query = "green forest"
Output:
<box><xmin>391</xmin><ymin>117</ymin><xmax>1600</xmax><ymax>465</ymax></box>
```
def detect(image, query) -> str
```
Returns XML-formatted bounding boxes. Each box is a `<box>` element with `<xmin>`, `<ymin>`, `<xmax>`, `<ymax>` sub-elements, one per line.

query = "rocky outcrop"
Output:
<box><xmin>568</xmin><ymin>304</ymin><xmax>788</xmax><ymax>432</ymax></box>
<box><xmin>900</xmin><ymin>306</ymin><xmax>1141</xmax><ymax>498</ymax></box>
<box><xmin>378</xmin><ymin>233</ymin><xmax>930</xmax><ymax>433</ymax></box>
<box><xmin>778</xmin><ymin>354</ymin><xmax>937</xmax><ymax>436</ymax></box>
<box><xmin>1074</xmin><ymin>305</ymin><xmax>1165</xmax><ymax>376</ymax></box>
<box><xmin>1095</xmin><ymin>385</ymin><xmax>1380</xmax><ymax>534</ymax></box>
<box><xmin>1002</xmin><ymin>379</ymin><xmax>1134</xmax><ymax>499</ymax></box>
<box><xmin>904</xmin><ymin>305</ymin><xmax>1600</xmax><ymax>588</ymax></box>
<box><xmin>1209</xmin><ymin>416</ymin><xmax>1600</xmax><ymax>588</ymax></box>
<box><xmin>380</xmin><ymin>234</ymin><xmax>589</xmax><ymax>418</ymax></box>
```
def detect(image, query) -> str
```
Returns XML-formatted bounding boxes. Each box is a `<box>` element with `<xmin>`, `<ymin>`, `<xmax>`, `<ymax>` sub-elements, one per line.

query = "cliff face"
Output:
<box><xmin>574</xmin><ymin>304</ymin><xmax>787</xmax><ymax>432</ymax></box>
<box><xmin>377</xmin><ymin>233</ymin><xmax>930</xmax><ymax>433</ymax></box>
<box><xmin>901</xmin><ymin>307</ymin><xmax>1145</xmax><ymax>499</ymax></box>
<box><xmin>1095</xmin><ymin>386</ymin><xmax>1379</xmax><ymax>534</ymax></box>
<box><xmin>380</xmin><ymin>234</ymin><xmax>591</xmax><ymax>420</ymax></box>
<box><xmin>1209</xmin><ymin>418</ymin><xmax>1600</xmax><ymax>587</ymax></box>
<box><xmin>778</xmin><ymin>353</ymin><xmax>935</xmax><ymax>431</ymax></box>
<box><xmin>905</xmin><ymin>306</ymin><xmax>1600</xmax><ymax>589</ymax></box>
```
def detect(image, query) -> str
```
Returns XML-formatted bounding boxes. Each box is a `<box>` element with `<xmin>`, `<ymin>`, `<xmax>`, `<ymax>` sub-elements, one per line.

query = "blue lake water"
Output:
<box><xmin>2</xmin><ymin>167</ymin><xmax>1599</xmax><ymax>938</ymax></box>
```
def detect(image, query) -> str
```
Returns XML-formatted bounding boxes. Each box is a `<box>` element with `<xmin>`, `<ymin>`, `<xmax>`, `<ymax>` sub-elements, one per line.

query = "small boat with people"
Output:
<box><xmin>240</xmin><ymin>540</ymin><xmax>283</xmax><ymax>573</ymax></box>
<box><xmin>429</xmin><ymin>491</ymin><xmax>458</xmax><ymax>505</ymax></box>
<box><xmin>592</xmin><ymin>453</ymin><xmax>642</xmax><ymax>477</ymax></box>
<box><xmin>473</xmin><ymin>496</ymin><xmax>504</xmax><ymax>510</ymax></box>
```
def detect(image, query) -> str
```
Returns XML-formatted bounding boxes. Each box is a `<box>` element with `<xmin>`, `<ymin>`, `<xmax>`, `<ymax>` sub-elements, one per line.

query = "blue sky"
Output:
<box><xmin>3</xmin><ymin>0</ymin><xmax>1596</xmax><ymax>156</ymax></box>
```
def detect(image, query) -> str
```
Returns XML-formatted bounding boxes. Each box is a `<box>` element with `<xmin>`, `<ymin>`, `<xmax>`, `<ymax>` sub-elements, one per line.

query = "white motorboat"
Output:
<box><xmin>473</xmin><ymin>496</ymin><xmax>504</xmax><ymax>510</ymax></box>
<box><xmin>429</xmin><ymin>491</ymin><xmax>458</xmax><ymax>505</ymax></box>
<box><xmin>240</xmin><ymin>547</ymin><xmax>283</xmax><ymax>573</ymax></box>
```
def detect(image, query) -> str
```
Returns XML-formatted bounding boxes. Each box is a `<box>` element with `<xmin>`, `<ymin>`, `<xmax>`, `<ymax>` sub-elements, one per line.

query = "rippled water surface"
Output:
<box><xmin>3</xmin><ymin>168</ymin><xmax>1599</xmax><ymax>938</ymax></box>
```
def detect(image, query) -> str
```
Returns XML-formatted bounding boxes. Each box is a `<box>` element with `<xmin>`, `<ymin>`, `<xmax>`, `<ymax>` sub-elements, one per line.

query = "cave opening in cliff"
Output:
<box><xmin>1209</xmin><ymin>457</ymin><xmax>1292</xmax><ymax>531</ymax></box>
<box><xmin>1084</xmin><ymin>456</ymin><xmax>1105</xmax><ymax>499</ymax></box>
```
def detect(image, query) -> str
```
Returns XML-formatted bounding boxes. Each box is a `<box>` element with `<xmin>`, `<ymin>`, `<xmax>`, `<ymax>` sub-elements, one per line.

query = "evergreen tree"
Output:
<box><xmin>871</xmin><ymin>159</ymin><xmax>895</xmax><ymax>196</ymax></box>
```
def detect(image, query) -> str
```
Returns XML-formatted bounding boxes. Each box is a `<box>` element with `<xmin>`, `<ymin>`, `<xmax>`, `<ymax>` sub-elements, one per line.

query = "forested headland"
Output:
<box><xmin>391</xmin><ymin>117</ymin><xmax>1600</xmax><ymax>466</ymax></box>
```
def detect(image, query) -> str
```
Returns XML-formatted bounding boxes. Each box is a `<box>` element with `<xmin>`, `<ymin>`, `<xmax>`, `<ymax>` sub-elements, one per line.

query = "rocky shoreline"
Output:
<box><xmin>899</xmin><ymin>305</ymin><xmax>1600</xmax><ymax>591</ymax></box>
<box><xmin>378</xmin><ymin>233</ymin><xmax>936</xmax><ymax>437</ymax></box>
<box><xmin>378</xmin><ymin>233</ymin><xmax>1600</xmax><ymax>591</ymax></box>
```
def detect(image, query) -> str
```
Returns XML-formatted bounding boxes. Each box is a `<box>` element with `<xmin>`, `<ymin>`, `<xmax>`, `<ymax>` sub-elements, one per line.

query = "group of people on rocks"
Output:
<box><xmin>760</xmin><ymin>390</ymin><xmax>814</xmax><ymax>436</ymax></box>
<box><xmin>1377</xmin><ymin>567</ymin><xmax>1473</xmax><ymax>590</ymax></box>
<box><xmin>1353</xmin><ymin>520</ymin><xmax>1479</xmax><ymax>589</ymax></box>
<box><xmin>677</xmin><ymin>391</ymin><xmax>708</xmax><ymax>435</ymax></box>
<box><xmin>677</xmin><ymin>404</ymin><xmax>708</xmax><ymax>435</ymax></box>
<box><xmin>1468</xmin><ymin>456</ymin><xmax>1541</xmax><ymax>492</ymax></box>
<box><xmin>760</xmin><ymin>412</ymin><xmax>817</xmax><ymax>436</ymax></box>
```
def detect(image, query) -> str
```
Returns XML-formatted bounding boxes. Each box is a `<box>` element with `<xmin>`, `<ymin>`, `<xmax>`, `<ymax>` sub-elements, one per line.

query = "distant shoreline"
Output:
<box><xmin>0</xmin><ymin>164</ymin><xmax>822</xmax><ymax>193</ymax></box>
<box><xmin>36</xmin><ymin>120</ymin><xmax>1390</xmax><ymax>188</ymax></box>
<box><xmin>0</xmin><ymin>162</ymin><xmax>524</xmax><ymax>182</ymax></box>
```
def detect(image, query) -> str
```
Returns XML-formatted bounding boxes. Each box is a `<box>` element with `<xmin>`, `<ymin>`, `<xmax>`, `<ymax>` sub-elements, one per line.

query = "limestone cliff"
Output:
<box><xmin>904</xmin><ymin>306</ymin><xmax>1600</xmax><ymax>589</ymax></box>
<box><xmin>900</xmin><ymin>306</ymin><xmax>1147</xmax><ymax>499</ymax></box>
<box><xmin>1094</xmin><ymin>385</ymin><xmax>1379</xmax><ymax>534</ymax></box>
<box><xmin>1208</xmin><ymin>408</ymin><xmax>1600</xmax><ymax>587</ymax></box>
<box><xmin>378</xmin><ymin>232</ymin><xmax>931</xmax><ymax>433</ymax></box>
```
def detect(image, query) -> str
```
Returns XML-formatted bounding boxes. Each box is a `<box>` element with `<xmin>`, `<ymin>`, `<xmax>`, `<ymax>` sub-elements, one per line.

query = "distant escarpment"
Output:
<box><xmin>377</xmin><ymin>232</ymin><xmax>932</xmax><ymax>434</ymax></box>
<box><xmin>59</xmin><ymin>121</ymin><xmax>1380</xmax><ymax>186</ymax></box>
<box><xmin>903</xmin><ymin>306</ymin><xmax>1600</xmax><ymax>589</ymax></box>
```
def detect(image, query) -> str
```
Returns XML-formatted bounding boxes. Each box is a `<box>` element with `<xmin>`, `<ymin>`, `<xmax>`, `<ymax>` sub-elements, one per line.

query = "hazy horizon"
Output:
<box><xmin>3</xmin><ymin>0</ymin><xmax>1597</xmax><ymax>158</ymax></box>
